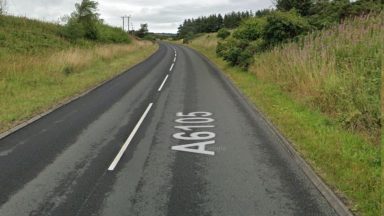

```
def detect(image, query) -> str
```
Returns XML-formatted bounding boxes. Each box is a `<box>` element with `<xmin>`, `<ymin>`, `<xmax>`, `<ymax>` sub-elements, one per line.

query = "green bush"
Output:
<box><xmin>183</xmin><ymin>32</ymin><xmax>194</xmax><ymax>44</ymax></box>
<box><xmin>217</xmin><ymin>28</ymin><xmax>230</xmax><ymax>39</ymax></box>
<box><xmin>60</xmin><ymin>18</ymin><xmax>85</xmax><ymax>41</ymax></box>
<box><xmin>216</xmin><ymin>17</ymin><xmax>269</xmax><ymax>69</ymax></box>
<box><xmin>216</xmin><ymin>10</ymin><xmax>311</xmax><ymax>69</ymax></box>
<box><xmin>308</xmin><ymin>0</ymin><xmax>383</xmax><ymax>29</ymax></box>
<box><xmin>216</xmin><ymin>38</ymin><xmax>254</xmax><ymax>69</ymax></box>
<box><xmin>263</xmin><ymin>10</ymin><xmax>311</xmax><ymax>46</ymax></box>
<box><xmin>143</xmin><ymin>34</ymin><xmax>156</xmax><ymax>41</ymax></box>
<box><xmin>339</xmin><ymin>0</ymin><xmax>383</xmax><ymax>19</ymax></box>
<box><xmin>97</xmin><ymin>24</ymin><xmax>131</xmax><ymax>43</ymax></box>
<box><xmin>233</xmin><ymin>17</ymin><xmax>266</xmax><ymax>41</ymax></box>
<box><xmin>83</xmin><ymin>21</ymin><xmax>99</xmax><ymax>40</ymax></box>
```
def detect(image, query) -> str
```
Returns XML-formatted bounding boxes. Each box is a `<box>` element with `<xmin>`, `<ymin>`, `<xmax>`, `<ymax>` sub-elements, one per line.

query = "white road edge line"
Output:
<box><xmin>158</xmin><ymin>74</ymin><xmax>169</xmax><ymax>92</ymax></box>
<box><xmin>108</xmin><ymin>103</ymin><xmax>154</xmax><ymax>171</ymax></box>
<box><xmin>173</xmin><ymin>57</ymin><xmax>176</xmax><ymax>62</ymax></box>
<box><xmin>169</xmin><ymin>63</ymin><xmax>175</xmax><ymax>71</ymax></box>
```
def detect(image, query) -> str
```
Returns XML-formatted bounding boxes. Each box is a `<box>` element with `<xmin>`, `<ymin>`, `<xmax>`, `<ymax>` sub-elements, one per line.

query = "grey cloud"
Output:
<box><xmin>7</xmin><ymin>0</ymin><xmax>273</xmax><ymax>33</ymax></box>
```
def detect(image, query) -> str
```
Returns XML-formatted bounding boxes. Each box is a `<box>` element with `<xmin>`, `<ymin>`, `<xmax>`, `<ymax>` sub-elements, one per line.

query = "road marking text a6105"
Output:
<box><xmin>171</xmin><ymin>112</ymin><xmax>216</xmax><ymax>156</ymax></box>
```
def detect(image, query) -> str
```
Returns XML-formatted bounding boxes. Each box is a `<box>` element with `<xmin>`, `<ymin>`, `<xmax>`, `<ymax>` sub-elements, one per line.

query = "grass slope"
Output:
<box><xmin>0</xmin><ymin>15</ymin><xmax>71</xmax><ymax>55</ymax></box>
<box><xmin>181</xmin><ymin>13</ymin><xmax>381</xmax><ymax>216</ymax></box>
<box><xmin>0</xmin><ymin>15</ymin><xmax>158</xmax><ymax>133</ymax></box>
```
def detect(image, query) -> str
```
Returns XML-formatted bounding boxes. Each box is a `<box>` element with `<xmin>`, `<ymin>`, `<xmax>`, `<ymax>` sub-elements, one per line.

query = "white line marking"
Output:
<box><xmin>169</xmin><ymin>63</ymin><xmax>174</xmax><ymax>71</ymax></box>
<box><xmin>158</xmin><ymin>74</ymin><xmax>169</xmax><ymax>92</ymax></box>
<box><xmin>108</xmin><ymin>103</ymin><xmax>153</xmax><ymax>171</ymax></box>
<box><xmin>173</xmin><ymin>57</ymin><xmax>176</xmax><ymax>62</ymax></box>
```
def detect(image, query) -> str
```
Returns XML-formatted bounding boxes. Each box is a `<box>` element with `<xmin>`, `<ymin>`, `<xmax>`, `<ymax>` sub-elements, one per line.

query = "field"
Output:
<box><xmin>183</xmin><ymin>13</ymin><xmax>382</xmax><ymax>216</ymax></box>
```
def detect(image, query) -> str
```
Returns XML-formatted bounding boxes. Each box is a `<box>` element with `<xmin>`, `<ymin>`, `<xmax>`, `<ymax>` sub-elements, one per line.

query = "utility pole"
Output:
<box><xmin>121</xmin><ymin>15</ymin><xmax>131</xmax><ymax>34</ymax></box>
<box><xmin>121</xmin><ymin>16</ymin><xmax>125</xmax><ymax>31</ymax></box>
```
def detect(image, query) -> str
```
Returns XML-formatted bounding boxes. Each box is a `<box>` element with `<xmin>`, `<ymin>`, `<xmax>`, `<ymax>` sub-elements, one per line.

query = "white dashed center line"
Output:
<box><xmin>108</xmin><ymin>103</ymin><xmax>154</xmax><ymax>171</ymax></box>
<box><xmin>158</xmin><ymin>74</ymin><xmax>169</xmax><ymax>92</ymax></box>
<box><xmin>108</xmin><ymin>47</ymin><xmax>178</xmax><ymax>171</ymax></box>
<box><xmin>169</xmin><ymin>63</ymin><xmax>175</xmax><ymax>72</ymax></box>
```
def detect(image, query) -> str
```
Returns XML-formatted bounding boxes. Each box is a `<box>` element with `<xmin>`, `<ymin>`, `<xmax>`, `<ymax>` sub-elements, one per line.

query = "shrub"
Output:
<box><xmin>233</xmin><ymin>17</ymin><xmax>266</xmax><ymax>41</ymax></box>
<box><xmin>135</xmin><ymin>23</ymin><xmax>149</xmax><ymax>38</ymax></box>
<box><xmin>60</xmin><ymin>18</ymin><xmax>85</xmax><ymax>41</ymax></box>
<box><xmin>263</xmin><ymin>10</ymin><xmax>311</xmax><ymax>46</ymax></box>
<box><xmin>97</xmin><ymin>24</ymin><xmax>131</xmax><ymax>43</ymax></box>
<box><xmin>216</xmin><ymin>10</ymin><xmax>310</xmax><ymax>70</ymax></box>
<box><xmin>308</xmin><ymin>0</ymin><xmax>383</xmax><ymax>29</ymax></box>
<box><xmin>217</xmin><ymin>28</ymin><xmax>230</xmax><ymax>39</ymax></box>
<box><xmin>339</xmin><ymin>0</ymin><xmax>383</xmax><ymax>19</ymax></box>
<box><xmin>83</xmin><ymin>21</ymin><xmax>99</xmax><ymax>40</ymax></box>
<box><xmin>216</xmin><ymin>38</ymin><xmax>254</xmax><ymax>69</ymax></box>
<box><xmin>183</xmin><ymin>32</ymin><xmax>194</xmax><ymax>44</ymax></box>
<box><xmin>143</xmin><ymin>34</ymin><xmax>156</xmax><ymax>41</ymax></box>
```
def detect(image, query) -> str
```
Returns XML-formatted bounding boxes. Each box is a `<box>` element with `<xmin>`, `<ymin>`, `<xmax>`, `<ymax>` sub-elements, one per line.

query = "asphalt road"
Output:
<box><xmin>0</xmin><ymin>42</ymin><xmax>339</xmax><ymax>216</ymax></box>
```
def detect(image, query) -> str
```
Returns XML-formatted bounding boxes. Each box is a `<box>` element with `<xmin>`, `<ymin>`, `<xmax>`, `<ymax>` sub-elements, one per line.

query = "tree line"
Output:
<box><xmin>178</xmin><ymin>0</ymin><xmax>382</xmax><ymax>69</ymax></box>
<box><xmin>177</xmin><ymin>10</ymin><xmax>272</xmax><ymax>39</ymax></box>
<box><xmin>178</xmin><ymin>0</ymin><xmax>382</xmax><ymax>40</ymax></box>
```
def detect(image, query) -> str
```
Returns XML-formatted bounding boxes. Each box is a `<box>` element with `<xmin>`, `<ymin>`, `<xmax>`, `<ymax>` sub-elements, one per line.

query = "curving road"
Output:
<box><xmin>0</xmin><ymin>42</ymin><xmax>339</xmax><ymax>216</ymax></box>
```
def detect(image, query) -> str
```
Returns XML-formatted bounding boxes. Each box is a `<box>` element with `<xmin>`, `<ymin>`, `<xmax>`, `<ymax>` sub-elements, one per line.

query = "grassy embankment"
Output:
<box><xmin>183</xmin><ymin>14</ymin><xmax>382</xmax><ymax>216</ymax></box>
<box><xmin>0</xmin><ymin>15</ymin><xmax>158</xmax><ymax>133</ymax></box>
<box><xmin>381</xmin><ymin>58</ymin><xmax>384</xmax><ymax>216</ymax></box>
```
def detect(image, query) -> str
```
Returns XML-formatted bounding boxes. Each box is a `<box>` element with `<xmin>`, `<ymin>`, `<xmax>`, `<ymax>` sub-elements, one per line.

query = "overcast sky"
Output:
<box><xmin>5</xmin><ymin>0</ymin><xmax>274</xmax><ymax>33</ymax></box>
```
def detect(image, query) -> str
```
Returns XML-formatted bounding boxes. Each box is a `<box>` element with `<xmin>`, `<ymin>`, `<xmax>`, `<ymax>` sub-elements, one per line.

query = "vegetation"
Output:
<box><xmin>60</xmin><ymin>0</ymin><xmax>130</xmax><ymax>43</ymax></box>
<box><xmin>307</xmin><ymin>0</ymin><xmax>383</xmax><ymax>29</ymax></box>
<box><xmin>0</xmin><ymin>41</ymin><xmax>157</xmax><ymax>132</ymax></box>
<box><xmin>179</xmin><ymin>0</ymin><xmax>382</xmax><ymax>70</ymax></box>
<box><xmin>136</xmin><ymin>23</ymin><xmax>149</xmax><ymax>38</ymax></box>
<box><xmin>381</xmin><ymin>66</ymin><xmax>384</xmax><ymax>216</ymax></box>
<box><xmin>199</xmin><ymin>1</ymin><xmax>383</xmax><ymax>144</ymax></box>
<box><xmin>216</xmin><ymin>10</ymin><xmax>311</xmax><ymax>69</ymax></box>
<box><xmin>217</xmin><ymin>11</ymin><xmax>384</xmax><ymax>143</ymax></box>
<box><xmin>249</xmin><ymin>14</ymin><xmax>382</xmax><ymax>144</ymax></box>
<box><xmin>177</xmin><ymin>0</ymin><xmax>382</xmax><ymax>41</ymax></box>
<box><xmin>216</xmin><ymin>28</ymin><xmax>230</xmax><ymax>39</ymax></box>
<box><xmin>0</xmin><ymin>8</ymin><xmax>157</xmax><ymax>133</ymax></box>
<box><xmin>0</xmin><ymin>15</ymin><xmax>71</xmax><ymax>56</ymax></box>
<box><xmin>276</xmin><ymin>0</ymin><xmax>313</xmax><ymax>16</ymax></box>
<box><xmin>183</xmin><ymin>22</ymin><xmax>380</xmax><ymax>214</ymax></box>
<box><xmin>177</xmin><ymin>11</ymin><xmax>262</xmax><ymax>39</ymax></box>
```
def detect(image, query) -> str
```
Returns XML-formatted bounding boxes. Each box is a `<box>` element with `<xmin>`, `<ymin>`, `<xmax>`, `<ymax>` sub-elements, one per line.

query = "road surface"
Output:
<box><xmin>0</xmin><ymin>42</ymin><xmax>339</xmax><ymax>216</ymax></box>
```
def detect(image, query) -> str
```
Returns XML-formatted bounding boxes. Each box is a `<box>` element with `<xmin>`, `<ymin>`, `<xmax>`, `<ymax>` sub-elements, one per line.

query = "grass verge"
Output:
<box><xmin>183</xmin><ymin>35</ymin><xmax>380</xmax><ymax>216</ymax></box>
<box><xmin>0</xmin><ymin>40</ymin><xmax>158</xmax><ymax>133</ymax></box>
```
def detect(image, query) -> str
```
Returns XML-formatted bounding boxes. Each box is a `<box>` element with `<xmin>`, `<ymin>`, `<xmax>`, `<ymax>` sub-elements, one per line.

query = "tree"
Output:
<box><xmin>136</xmin><ymin>23</ymin><xmax>149</xmax><ymax>38</ymax></box>
<box><xmin>0</xmin><ymin>0</ymin><xmax>6</xmax><ymax>15</ymax></box>
<box><xmin>71</xmin><ymin>0</ymin><xmax>100</xmax><ymax>40</ymax></box>
<box><xmin>276</xmin><ymin>0</ymin><xmax>313</xmax><ymax>16</ymax></box>
<box><xmin>263</xmin><ymin>10</ymin><xmax>311</xmax><ymax>45</ymax></box>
